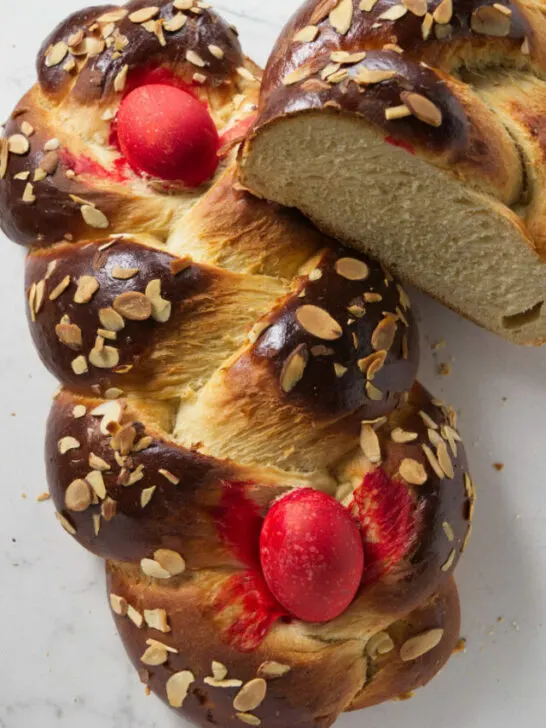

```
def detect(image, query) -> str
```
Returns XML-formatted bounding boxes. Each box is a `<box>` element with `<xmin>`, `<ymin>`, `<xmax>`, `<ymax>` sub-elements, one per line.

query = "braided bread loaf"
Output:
<box><xmin>2</xmin><ymin>1</ymin><xmax>475</xmax><ymax>726</ymax></box>
<box><xmin>240</xmin><ymin>0</ymin><xmax>546</xmax><ymax>345</ymax></box>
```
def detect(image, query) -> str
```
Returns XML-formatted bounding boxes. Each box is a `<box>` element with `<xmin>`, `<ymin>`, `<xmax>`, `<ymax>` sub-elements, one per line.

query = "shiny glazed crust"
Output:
<box><xmin>3</xmin><ymin>1</ymin><xmax>474</xmax><ymax>726</ymax></box>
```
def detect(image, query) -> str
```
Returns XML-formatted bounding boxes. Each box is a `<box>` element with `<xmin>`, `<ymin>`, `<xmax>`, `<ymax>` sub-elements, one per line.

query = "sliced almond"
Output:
<box><xmin>22</xmin><ymin>183</ymin><xmax>36</xmax><ymax>203</ymax></box>
<box><xmin>419</xmin><ymin>410</ymin><xmax>438</xmax><ymax>429</ymax></box>
<box><xmin>205</xmin><ymin>677</ymin><xmax>244</xmax><ymax>688</ymax></box>
<box><xmin>471</xmin><ymin>5</ymin><xmax>511</xmax><ymax>36</ymax></box>
<box><xmin>358</xmin><ymin>350</ymin><xmax>386</xmax><ymax>383</ymax></box>
<box><xmin>400</xmin><ymin>629</ymin><xmax>444</xmax><ymax>661</ymax></box>
<box><xmin>401</xmin><ymin>91</ymin><xmax>442</xmax><ymax>127</ymax></box>
<box><xmin>44</xmin><ymin>138</ymin><xmax>61</xmax><ymax>152</ymax></box>
<box><xmin>391</xmin><ymin>427</ymin><xmax>418</xmax><ymax>443</ymax></box>
<box><xmin>360</xmin><ymin>0</ymin><xmax>378</xmax><ymax>9</ymax></box>
<box><xmin>99</xmin><ymin>307</ymin><xmax>125</xmax><ymax>332</ymax></box>
<box><xmin>65</xmin><ymin>479</ymin><xmax>92</xmax><ymax>512</ymax></box>
<box><xmin>89</xmin><ymin>345</ymin><xmax>120</xmax><ymax>369</ymax></box>
<box><xmin>385</xmin><ymin>104</ymin><xmax>411</xmax><ymax>120</ymax></box>
<box><xmin>371</xmin><ymin>314</ymin><xmax>398</xmax><ymax>351</ymax></box>
<box><xmin>282</xmin><ymin>66</ymin><xmax>312</xmax><ymax>86</ymax></box>
<box><xmin>422</xmin><ymin>443</ymin><xmax>444</xmax><ymax>479</ymax></box>
<box><xmin>402</xmin><ymin>0</ymin><xmax>427</xmax><ymax>16</ymax></box>
<box><xmin>186</xmin><ymin>49</ymin><xmax>206</xmax><ymax>67</ymax></box>
<box><xmin>329</xmin><ymin>0</ymin><xmax>353</xmax><ymax>35</ymax></box>
<box><xmin>433</xmin><ymin>0</ymin><xmax>452</xmax><ymax>24</ymax></box>
<box><xmin>441</xmin><ymin>548</ymin><xmax>457</xmax><ymax>571</ymax></box>
<box><xmin>141</xmin><ymin>486</ymin><xmax>157</xmax><ymax>508</ymax></box>
<box><xmin>158</xmin><ymin>469</ymin><xmax>180</xmax><ymax>485</ymax></box>
<box><xmin>97</xmin><ymin>9</ymin><xmax>129</xmax><ymax>22</ymax></box>
<box><xmin>58</xmin><ymin>436</ymin><xmax>80</xmax><ymax>454</ymax></box>
<box><xmin>154</xmin><ymin>549</ymin><xmax>186</xmax><ymax>576</ymax></box>
<box><xmin>281</xmin><ymin>345</ymin><xmax>308</xmax><ymax>393</ymax></box>
<box><xmin>0</xmin><ymin>139</ymin><xmax>8</xmax><ymax>179</ymax></box>
<box><xmin>208</xmin><ymin>43</ymin><xmax>225</xmax><ymax>59</ymax></box>
<box><xmin>55</xmin><ymin>322</ymin><xmax>82</xmax><ymax>350</ymax></box>
<box><xmin>237</xmin><ymin>66</ymin><xmax>258</xmax><ymax>82</ymax></box>
<box><xmin>166</xmin><ymin>671</ymin><xmax>195</xmax><ymax>708</ymax></box>
<box><xmin>212</xmin><ymin>661</ymin><xmax>228</xmax><ymax>681</ymax></box>
<box><xmin>141</xmin><ymin>558</ymin><xmax>172</xmax><ymax>580</ymax></box>
<box><xmin>436</xmin><ymin>440</ymin><xmax>455</xmax><ymax>479</ymax></box>
<box><xmin>114</xmin><ymin>64</ymin><xmax>129</xmax><ymax>93</ymax></box>
<box><xmin>89</xmin><ymin>453</ymin><xmax>110</xmax><ymax>471</ymax></box>
<box><xmin>366</xmin><ymin>381</ymin><xmax>383</xmax><ymax>400</ymax></box>
<box><xmin>399</xmin><ymin>458</ymin><xmax>427</xmax><ymax>485</ymax></box>
<box><xmin>73</xmin><ymin>405</ymin><xmax>87</xmax><ymax>419</ymax></box>
<box><xmin>422</xmin><ymin>11</ymin><xmax>433</xmax><ymax>39</ymax></box>
<box><xmin>127</xmin><ymin>605</ymin><xmax>144</xmax><ymax>628</ymax></box>
<box><xmin>71</xmin><ymin>355</ymin><xmax>88</xmax><ymax>375</ymax></box>
<box><xmin>86</xmin><ymin>470</ymin><xmax>107</xmax><ymax>499</ymax></box>
<box><xmin>110</xmin><ymin>593</ymin><xmax>128</xmax><ymax>615</ymax></box>
<box><xmin>113</xmin><ymin>291</ymin><xmax>153</xmax><ymax>321</ymax></box>
<box><xmin>294</xmin><ymin>25</ymin><xmax>319</xmax><ymax>43</ymax></box>
<box><xmin>129</xmin><ymin>6</ymin><xmax>160</xmax><ymax>23</ymax></box>
<box><xmin>91</xmin><ymin>400</ymin><xmax>123</xmax><ymax>435</ymax></box>
<box><xmin>378</xmin><ymin>5</ymin><xmax>408</xmax><ymax>20</ymax></box>
<box><xmin>335</xmin><ymin>257</ymin><xmax>369</xmax><ymax>280</ymax></box>
<box><xmin>111</xmin><ymin>424</ymin><xmax>136</xmax><ymax>455</ymax></box>
<box><xmin>443</xmin><ymin>521</ymin><xmax>455</xmax><ymax>542</ymax></box>
<box><xmin>257</xmin><ymin>661</ymin><xmax>291</xmax><ymax>679</ymax></box>
<box><xmin>45</xmin><ymin>41</ymin><xmax>69</xmax><ymax>68</ymax></box>
<box><xmin>164</xmin><ymin>12</ymin><xmax>187</xmax><ymax>32</ymax></box>
<box><xmin>74</xmin><ymin>275</ymin><xmax>99</xmax><ymax>303</ymax></box>
<box><xmin>34</xmin><ymin>168</ymin><xmax>47</xmax><ymax>182</ymax></box>
<box><xmin>296</xmin><ymin>305</ymin><xmax>342</xmax><ymax>340</ymax></box>
<box><xmin>366</xmin><ymin>631</ymin><xmax>395</xmax><ymax>658</ymax></box>
<box><xmin>81</xmin><ymin>204</ymin><xmax>109</xmax><ymax>229</ymax></box>
<box><xmin>355</xmin><ymin>68</ymin><xmax>397</xmax><ymax>85</ymax></box>
<box><xmin>141</xmin><ymin>644</ymin><xmax>168</xmax><ymax>666</ymax></box>
<box><xmin>49</xmin><ymin>276</ymin><xmax>71</xmax><ymax>301</ymax></box>
<box><xmin>174</xmin><ymin>0</ymin><xmax>194</xmax><ymax>9</ymax></box>
<box><xmin>145</xmin><ymin>279</ymin><xmax>172</xmax><ymax>322</ymax></box>
<box><xmin>360</xmin><ymin>424</ymin><xmax>381</xmax><ymax>463</ymax></box>
<box><xmin>233</xmin><ymin>679</ymin><xmax>267</xmax><ymax>713</ymax></box>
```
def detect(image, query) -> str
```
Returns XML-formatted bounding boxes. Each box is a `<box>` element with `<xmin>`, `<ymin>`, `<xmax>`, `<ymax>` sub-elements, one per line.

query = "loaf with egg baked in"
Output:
<box><xmin>3</xmin><ymin>1</ymin><xmax>474</xmax><ymax>726</ymax></box>
<box><xmin>241</xmin><ymin>0</ymin><xmax>546</xmax><ymax>345</ymax></box>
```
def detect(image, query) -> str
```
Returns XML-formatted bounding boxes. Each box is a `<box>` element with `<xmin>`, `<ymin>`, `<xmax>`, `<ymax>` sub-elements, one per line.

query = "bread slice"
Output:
<box><xmin>242</xmin><ymin>110</ymin><xmax>546</xmax><ymax>345</ymax></box>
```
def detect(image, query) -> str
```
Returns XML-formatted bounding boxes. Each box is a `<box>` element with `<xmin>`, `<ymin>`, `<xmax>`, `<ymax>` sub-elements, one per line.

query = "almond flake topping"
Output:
<box><xmin>335</xmin><ymin>257</ymin><xmax>370</xmax><ymax>280</ymax></box>
<box><xmin>74</xmin><ymin>276</ymin><xmax>99</xmax><ymax>304</ymax></box>
<box><xmin>399</xmin><ymin>458</ymin><xmax>427</xmax><ymax>485</ymax></box>
<box><xmin>402</xmin><ymin>0</ymin><xmax>427</xmax><ymax>16</ymax></box>
<box><xmin>165</xmin><ymin>13</ymin><xmax>187</xmax><ymax>31</ymax></box>
<box><xmin>378</xmin><ymin>5</ymin><xmax>408</xmax><ymax>21</ymax></box>
<box><xmin>471</xmin><ymin>5</ymin><xmax>511</xmax><ymax>36</ymax></box>
<box><xmin>166</xmin><ymin>671</ymin><xmax>195</xmax><ymax>708</ymax></box>
<box><xmin>45</xmin><ymin>41</ymin><xmax>69</xmax><ymax>67</ymax></box>
<box><xmin>330</xmin><ymin>0</ymin><xmax>354</xmax><ymax>35</ymax></box>
<box><xmin>113</xmin><ymin>291</ymin><xmax>153</xmax><ymax>321</ymax></box>
<box><xmin>81</xmin><ymin>205</ymin><xmax>110</xmax><ymax>229</ymax></box>
<box><xmin>360</xmin><ymin>424</ymin><xmax>381</xmax><ymax>463</ymax></box>
<box><xmin>58</xmin><ymin>436</ymin><xmax>80</xmax><ymax>454</ymax></box>
<box><xmin>294</xmin><ymin>25</ymin><xmax>319</xmax><ymax>43</ymax></box>
<box><xmin>296</xmin><ymin>305</ymin><xmax>342</xmax><ymax>340</ymax></box>
<box><xmin>433</xmin><ymin>0</ymin><xmax>452</xmax><ymax>24</ymax></box>
<box><xmin>257</xmin><ymin>661</ymin><xmax>291</xmax><ymax>679</ymax></box>
<box><xmin>65</xmin><ymin>479</ymin><xmax>92</xmax><ymax>512</ymax></box>
<box><xmin>401</xmin><ymin>91</ymin><xmax>443</xmax><ymax>127</ymax></box>
<box><xmin>281</xmin><ymin>345</ymin><xmax>308</xmax><ymax>393</ymax></box>
<box><xmin>400</xmin><ymin>629</ymin><xmax>444</xmax><ymax>661</ymax></box>
<box><xmin>8</xmin><ymin>133</ymin><xmax>30</xmax><ymax>155</ymax></box>
<box><xmin>233</xmin><ymin>679</ymin><xmax>267</xmax><ymax>713</ymax></box>
<box><xmin>129</xmin><ymin>6</ymin><xmax>160</xmax><ymax>23</ymax></box>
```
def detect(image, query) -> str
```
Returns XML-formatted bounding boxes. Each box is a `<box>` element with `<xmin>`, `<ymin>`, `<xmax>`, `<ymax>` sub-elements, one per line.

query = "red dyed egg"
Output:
<box><xmin>117</xmin><ymin>84</ymin><xmax>220</xmax><ymax>186</ymax></box>
<box><xmin>260</xmin><ymin>489</ymin><xmax>364</xmax><ymax>623</ymax></box>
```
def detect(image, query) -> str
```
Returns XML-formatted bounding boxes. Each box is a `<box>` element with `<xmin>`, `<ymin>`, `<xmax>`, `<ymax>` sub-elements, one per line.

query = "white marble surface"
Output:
<box><xmin>1</xmin><ymin>2</ymin><xmax>546</xmax><ymax>727</ymax></box>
